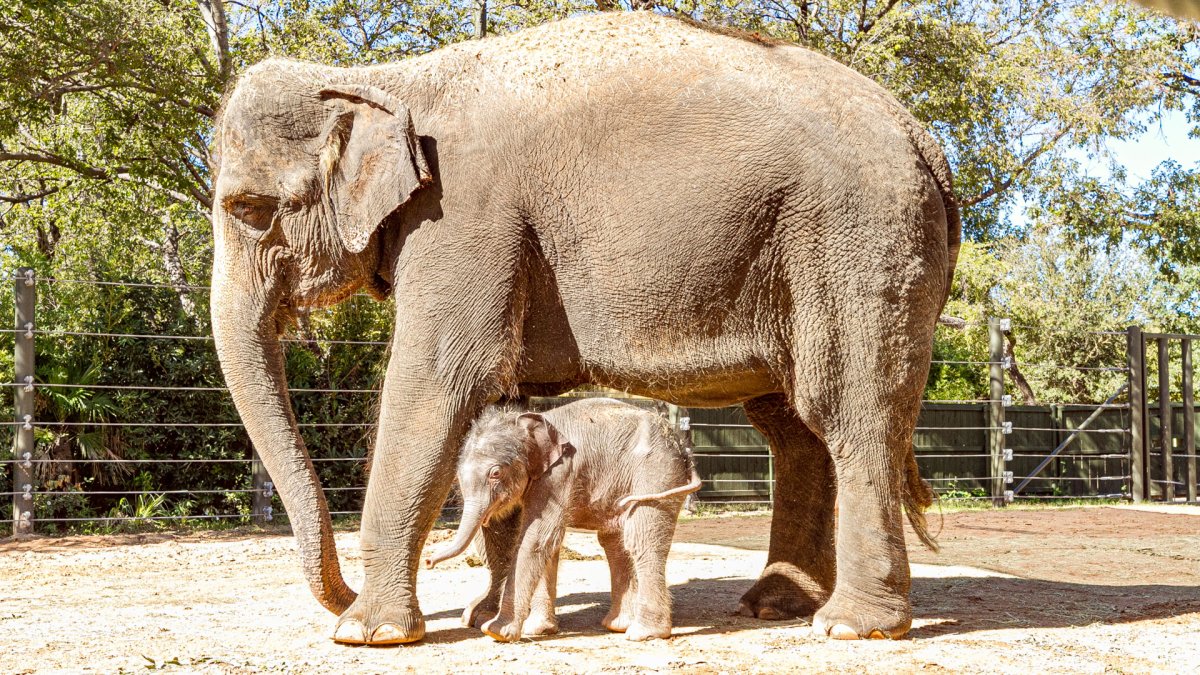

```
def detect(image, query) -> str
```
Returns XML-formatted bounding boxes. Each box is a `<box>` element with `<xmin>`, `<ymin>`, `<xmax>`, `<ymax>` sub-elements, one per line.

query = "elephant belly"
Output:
<box><xmin>578</xmin><ymin>331</ymin><xmax>781</xmax><ymax>407</ymax></box>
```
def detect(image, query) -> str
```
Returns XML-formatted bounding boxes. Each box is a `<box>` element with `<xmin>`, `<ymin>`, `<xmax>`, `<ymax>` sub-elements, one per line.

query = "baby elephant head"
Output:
<box><xmin>425</xmin><ymin>410</ymin><xmax>571</xmax><ymax>568</ymax></box>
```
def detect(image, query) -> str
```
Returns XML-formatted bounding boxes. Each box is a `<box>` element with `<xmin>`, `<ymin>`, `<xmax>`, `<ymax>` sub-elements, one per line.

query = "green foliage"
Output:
<box><xmin>4</xmin><ymin>1</ymin><xmax>1200</xmax><ymax>525</ymax></box>
<box><xmin>659</xmin><ymin>0</ymin><xmax>1200</xmax><ymax>241</ymax></box>
<box><xmin>937</xmin><ymin>482</ymin><xmax>987</xmax><ymax>501</ymax></box>
<box><xmin>927</xmin><ymin>233</ymin><xmax>1200</xmax><ymax>404</ymax></box>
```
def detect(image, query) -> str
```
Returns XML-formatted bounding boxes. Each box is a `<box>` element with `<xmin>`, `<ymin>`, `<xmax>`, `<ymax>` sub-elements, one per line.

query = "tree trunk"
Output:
<box><xmin>1004</xmin><ymin>332</ymin><xmax>1039</xmax><ymax>405</ymax></box>
<box><xmin>474</xmin><ymin>0</ymin><xmax>487</xmax><ymax>39</ymax></box>
<box><xmin>195</xmin><ymin>0</ymin><xmax>232</xmax><ymax>85</ymax></box>
<box><xmin>145</xmin><ymin>216</ymin><xmax>198</xmax><ymax>323</ymax></box>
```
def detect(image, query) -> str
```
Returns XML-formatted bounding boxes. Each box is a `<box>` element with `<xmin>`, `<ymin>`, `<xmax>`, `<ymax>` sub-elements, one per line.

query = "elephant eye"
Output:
<box><xmin>488</xmin><ymin>466</ymin><xmax>502</xmax><ymax>480</ymax></box>
<box><xmin>225</xmin><ymin>195</ymin><xmax>277</xmax><ymax>231</ymax></box>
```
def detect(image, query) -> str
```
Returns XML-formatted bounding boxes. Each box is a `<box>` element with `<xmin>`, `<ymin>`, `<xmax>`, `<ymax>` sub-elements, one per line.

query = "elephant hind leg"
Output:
<box><xmin>738</xmin><ymin>393</ymin><xmax>836</xmax><ymax>621</ymax></box>
<box><xmin>792</xmin><ymin>322</ymin><xmax>932</xmax><ymax>640</ymax></box>
<box><xmin>599</xmin><ymin>528</ymin><xmax>637</xmax><ymax>632</ymax></box>
<box><xmin>621</xmin><ymin>501</ymin><xmax>678</xmax><ymax>641</ymax></box>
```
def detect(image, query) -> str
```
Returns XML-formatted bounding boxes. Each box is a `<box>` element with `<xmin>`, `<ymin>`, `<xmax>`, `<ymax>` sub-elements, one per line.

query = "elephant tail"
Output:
<box><xmin>899</xmin><ymin>113</ymin><xmax>962</xmax><ymax>309</ymax></box>
<box><xmin>903</xmin><ymin>449</ymin><xmax>941</xmax><ymax>552</ymax></box>
<box><xmin>616</xmin><ymin>467</ymin><xmax>703</xmax><ymax>512</ymax></box>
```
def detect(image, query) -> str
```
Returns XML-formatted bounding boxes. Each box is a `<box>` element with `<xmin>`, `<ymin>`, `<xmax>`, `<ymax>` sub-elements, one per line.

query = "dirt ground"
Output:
<box><xmin>2</xmin><ymin>505</ymin><xmax>1199</xmax><ymax>674</ymax></box>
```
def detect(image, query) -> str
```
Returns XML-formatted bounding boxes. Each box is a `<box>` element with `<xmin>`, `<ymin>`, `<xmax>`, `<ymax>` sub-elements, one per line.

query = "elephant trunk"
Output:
<box><xmin>425</xmin><ymin>499</ymin><xmax>488</xmax><ymax>568</ymax></box>
<box><xmin>211</xmin><ymin>272</ymin><xmax>356</xmax><ymax>614</ymax></box>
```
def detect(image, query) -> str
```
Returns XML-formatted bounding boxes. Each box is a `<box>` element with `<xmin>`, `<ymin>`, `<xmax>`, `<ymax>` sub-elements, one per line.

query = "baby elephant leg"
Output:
<box><xmin>523</xmin><ymin>547</ymin><xmax>560</xmax><ymax>636</ymax></box>
<box><xmin>622</xmin><ymin>501</ymin><xmax>679</xmax><ymax>641</ymax></box>
<box><xmin>463</xmin><ymin>507</ymin><xmax>521</xmax><ymax>628</ymax></box>
<box><xmin>599</xmin><ymin>528</ymin><xmax>638</xmax><ymax>632</ymax></box>
<box><xmin>482</xmin><ymin>506</ymin><xmax>566</xmax><ymax>642</ymax></box>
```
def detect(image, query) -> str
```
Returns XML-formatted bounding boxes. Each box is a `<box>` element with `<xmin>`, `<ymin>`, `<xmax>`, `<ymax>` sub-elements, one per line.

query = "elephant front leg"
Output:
<box><xmin>482</xmin><ymin>505</ymin><xmax>567</xmax><ymax>642</ymax></box>
<box><xmin>332</xmin><ymin>314</ymin><xmax>515</xmax><ymax>646</ymax></box>
<box><xmin>462</xmin><ymin>506</ymin><xmax>522</xmax><ymax>628</ymax></box>
<box><xmin>522</xmin><ymin>548</ymin><xmax>560</xmax><ymax>636</ymax></box>
<box><xmin>331</xmin><ymin>386</ymin><xmax>475</xmax><ymax>645</ymax></box>
<box><xmin>738</xmin><ymin>394</ymin><xmax>837</xmax><ymax>620</ymax></box>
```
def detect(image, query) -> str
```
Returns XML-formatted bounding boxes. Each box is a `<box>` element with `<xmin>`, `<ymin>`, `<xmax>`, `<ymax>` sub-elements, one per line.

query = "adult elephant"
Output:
<box><xmin>210</xmin><ymin>12</ymin><xmax>959</xmax><ymax>645</ymax></box>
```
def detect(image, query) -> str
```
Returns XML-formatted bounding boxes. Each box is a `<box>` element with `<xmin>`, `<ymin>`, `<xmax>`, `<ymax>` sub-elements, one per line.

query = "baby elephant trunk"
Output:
<box><xmin>616</xmin><ymin>467</ymin><xmax>703</xmax><ymax>512</ymax></box>
<box><xmin>425</xmin><ymin>499</ymin><xmax>488</xmax><ymax>568</ymax></box>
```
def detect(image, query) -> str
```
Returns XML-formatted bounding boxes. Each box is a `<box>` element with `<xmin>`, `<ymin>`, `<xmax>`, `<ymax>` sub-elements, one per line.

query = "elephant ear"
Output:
<box><xmin>517</xmin><ymin>413</ymin><xmax>573</xmax><ymax>480</ymax></box>
<box><xmin>317</xmin><ymin>84</ymin><xmax>432</xmax><ymax>253</ymax></box>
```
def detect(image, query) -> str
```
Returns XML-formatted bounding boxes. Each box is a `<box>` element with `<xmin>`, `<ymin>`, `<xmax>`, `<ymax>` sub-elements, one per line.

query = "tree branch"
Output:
<box><xmin>938</xmin><ymin>315</ymin><xmax>1038</xmax><ymax>403</ymax></box>
<box><xmin>1003</xmin><ymin>333</ymin><xmax>1038</xmax><ymax>405</ymax></box>
<box><xmin>961</xmin><ymin>126</ymin><xmax>1073</xmax><ymax>207</ymax></box>
<box><xmin>195</xmin><ymin>0</ymin><xmax>233</xmax><ymax>85</ymax></box>
<box><xmin>0</xmin><ymin>186</ymin><xmax>62</xmax><ymax>203</ymax></box>
<box><xmin>0</xmin><ymin>151</ymin><xmax>112</xmax><ymax>179</ymax></box>
<box><xmin>938</xmin><ymin>314</ymin><xmax>969</xmax><ymax>330</ymax></box>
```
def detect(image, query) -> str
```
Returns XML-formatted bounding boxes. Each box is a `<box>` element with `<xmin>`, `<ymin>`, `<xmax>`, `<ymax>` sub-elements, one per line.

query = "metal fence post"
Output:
<box><xmin>12</xmin><ymin>268</ymin><xmax>36</xmax><ymax>535</ymax></box>
<box><xmin>1159</xmin><ymin>338</ymin><xmax>1174</xmax><ymax>502</ymax></box>
<box><xmin>988</xmin><ymin>318</ymin><xmax>1007</xmax><ymax>507</ymax></box>
<box><xmin>1128</xmin><ymin>326</ymin><xmax>1148</xmax><ymax>502</ymax></box>
<box><xmin>251</xmin><ymin>450</ymin><xmax>273</xmax><ymax>524</ymax></box>
<box><xmin>1182</xmin><ymin>339</ymin><xmax>1196</xmax><ymax>503</ymax></box>
<box><xmin>674</xmin><ymin>406</ymin><xmax>697</xmax><ymax>508</ymax></box>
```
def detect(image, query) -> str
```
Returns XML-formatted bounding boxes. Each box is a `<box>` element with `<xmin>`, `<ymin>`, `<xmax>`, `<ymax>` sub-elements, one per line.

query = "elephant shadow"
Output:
<box><xmin>421</xmin><ymin>575</ymin><xmax>1200</xmax><ymax>644</ymax></box>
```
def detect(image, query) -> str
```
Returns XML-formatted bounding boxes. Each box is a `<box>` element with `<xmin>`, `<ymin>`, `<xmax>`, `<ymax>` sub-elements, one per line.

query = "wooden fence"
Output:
<box><xmin>688</xmin><ymin>403</ymin><xmax>1135</xmax><ymax>502</ymax></box>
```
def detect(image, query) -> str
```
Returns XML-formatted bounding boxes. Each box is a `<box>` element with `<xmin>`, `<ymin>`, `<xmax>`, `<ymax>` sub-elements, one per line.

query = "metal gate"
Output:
<box><xmin>1127</xmin><ymin>327</ymin><xmax>1200</xmax><ymax>503</ymax></box>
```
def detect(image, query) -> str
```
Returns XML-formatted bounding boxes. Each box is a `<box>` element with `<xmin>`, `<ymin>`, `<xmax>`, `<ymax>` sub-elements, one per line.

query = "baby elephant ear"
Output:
<box><xmin>317</xmin><ymin>84</ymin><xmax>433</xmax><ymax>253</ymax></box>
<box><xmin>518</xmin><ymin>413</ymin><xmax>571</xmax><ymax>479</ymax></box>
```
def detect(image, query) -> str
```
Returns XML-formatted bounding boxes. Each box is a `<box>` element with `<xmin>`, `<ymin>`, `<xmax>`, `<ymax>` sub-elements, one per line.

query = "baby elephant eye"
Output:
<box><xmin>488</xmin><ymin>466</ymin><xmax>502</xmax><ymax>480</ymax></box>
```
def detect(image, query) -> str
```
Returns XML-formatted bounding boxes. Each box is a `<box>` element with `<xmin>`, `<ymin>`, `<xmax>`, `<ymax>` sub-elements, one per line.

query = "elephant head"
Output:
<box><xmin>425</xmin><ymin>410</ymin><xmax>572</xmax><ymax>568</ymax></box>
<box><xmin>210</xmin><ymin>61</ymin><xmax>431</xmax><ymax>614</ymax></box>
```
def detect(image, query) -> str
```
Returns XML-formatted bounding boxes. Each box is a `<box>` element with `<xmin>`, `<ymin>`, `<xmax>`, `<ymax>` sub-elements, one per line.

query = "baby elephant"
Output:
<box><xmin>425</xmin><ymin>397</ymin><xmax>701</xmax><ymax>642</ymax></box>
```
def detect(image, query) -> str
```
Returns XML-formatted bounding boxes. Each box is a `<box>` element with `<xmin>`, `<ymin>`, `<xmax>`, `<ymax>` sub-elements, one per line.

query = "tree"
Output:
<box><xmin>0</xmin><ymin>0</ymin><xmax>231</xmax><ymax>317</ymax></box>
<box><xmin>4</xmin><ymin>0</ymin><xmax>1200</xmax><ymax>403</ymax></box>
<box><xmin>656</xmin><ymin>0</ymin><xmax>1200</xmax><ymax>242</ymax></box>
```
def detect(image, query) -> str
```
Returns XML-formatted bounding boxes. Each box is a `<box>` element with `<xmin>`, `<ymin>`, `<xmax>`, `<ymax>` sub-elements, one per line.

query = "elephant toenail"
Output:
<box><xmin>867</xmin><ymin>629</ymin><xmax>888</xmax><ymax>639</ymax></box>
<box><xmin>757</xmin><ymin>606</ymin><xmax>785</xmax><ymax>620</ymax></box>
<box><xmin>332</xmin><ymin>620</ymin><xmax>367</xmax><ymax>644</ymax></box>
<box><xmin>370</xmin><ymin>623</ymin><xmax>407</xmax><ymax>644</ymax></box>
<box><xmin>829</xmin><ymin>623</ymin><xmax>862</xmax><ymax>640</ymax></box>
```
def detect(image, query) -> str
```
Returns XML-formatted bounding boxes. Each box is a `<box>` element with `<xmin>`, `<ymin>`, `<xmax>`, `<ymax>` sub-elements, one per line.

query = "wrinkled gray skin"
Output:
<box><xmin>425</xmin><ymin>399</ymin><xmax>699</xmax><ymax>642</ymax></box>
<box><xmin>210</xmin><ymin>12</ymin><xmax>958</xmax><ymax>645</ymax></box>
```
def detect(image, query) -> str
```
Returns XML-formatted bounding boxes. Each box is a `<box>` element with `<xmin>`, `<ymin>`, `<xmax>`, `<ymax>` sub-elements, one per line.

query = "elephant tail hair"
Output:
<box><xmin>903</xmin><ymin>449</ymin><xmax>941</xmax><ymax>552</ymax></box>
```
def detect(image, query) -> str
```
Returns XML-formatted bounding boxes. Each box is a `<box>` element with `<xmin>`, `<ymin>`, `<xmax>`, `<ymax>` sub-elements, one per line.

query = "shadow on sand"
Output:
<box><xmin>417</xmin><ymin>574</ymin><xmax>1200</xmax><ymax>645</ymax></box>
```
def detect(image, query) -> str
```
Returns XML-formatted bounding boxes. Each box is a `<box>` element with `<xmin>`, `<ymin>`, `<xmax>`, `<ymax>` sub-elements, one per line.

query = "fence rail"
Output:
<box><xmin>4</xmin><ymin>269</ymin><xmax>1197</xmax><ymax>535</ymax></box>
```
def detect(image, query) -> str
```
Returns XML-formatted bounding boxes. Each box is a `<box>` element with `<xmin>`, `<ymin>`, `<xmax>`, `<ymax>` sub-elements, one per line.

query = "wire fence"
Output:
<box><xmin>3</xmin><ymin>271</ymin><xmax>1196</xmax><ymax>536</ymax></box>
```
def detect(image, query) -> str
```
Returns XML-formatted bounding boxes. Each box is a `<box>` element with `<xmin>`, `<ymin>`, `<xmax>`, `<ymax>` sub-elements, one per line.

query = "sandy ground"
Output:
<box><xmin>2</xmin><ymin>505</ymin><xmax>1199</xmax><ymax>674</ymax></box>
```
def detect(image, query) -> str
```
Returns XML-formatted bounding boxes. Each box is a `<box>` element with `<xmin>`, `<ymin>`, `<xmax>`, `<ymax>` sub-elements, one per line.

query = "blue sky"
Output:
<box><xmin>1105</xmin><ymin>109</ymin><xmax>1200</xmax><ymax>181</ymax></box>
<box><xmin>1010</xmin><ymin>109</ymin><xmax>1200</xmax><ymax>228</ymax></box>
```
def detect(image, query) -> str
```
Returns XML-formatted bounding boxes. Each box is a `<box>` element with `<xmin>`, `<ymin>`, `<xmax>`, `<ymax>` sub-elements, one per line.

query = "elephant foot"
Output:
<box><xmin>624</xmin><ymin>620</ymin><xmax>671</xmax><ymax>641</ymax></box>
<box><xmin>462</xmin><ymin>590</ymin><xmax>500</xmax><ymax>629</ymax></box>
<box><xmin>522</xmin><ymin>614</ymin><xmax>559</xmax><ymax>636</ymax></box>
<box><xmin>481</xmin><ymin>615</ymin><xmax>523</xmax><ymax>643</ymax></box>
<box><xmin>333</xmin><ymin>597</ymin><xmax>425</xmax><ymax>646</ymax></box>
<box><xmin>602</xmin><ymin>609</ymin><xmax>635</xmax><ymax>632</ymax></box>
<box><xmin>737</xmin><ymin>562</ymin><xmax>831</xmax><ymax>620</ymax></box>
<box><xmin>811</xmin><ymin>590</ymin><xmax>911</xmax><ymax>640</ymax></box>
